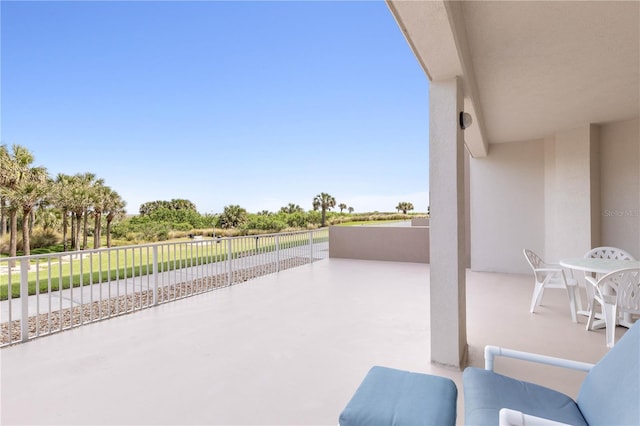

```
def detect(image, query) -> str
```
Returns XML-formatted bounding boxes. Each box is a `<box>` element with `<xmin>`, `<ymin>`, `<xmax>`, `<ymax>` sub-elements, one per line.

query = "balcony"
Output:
<box><xmin>0</xmin><ymin>256</ymin><xmax>620</xmax><ymax>425</ymax></box>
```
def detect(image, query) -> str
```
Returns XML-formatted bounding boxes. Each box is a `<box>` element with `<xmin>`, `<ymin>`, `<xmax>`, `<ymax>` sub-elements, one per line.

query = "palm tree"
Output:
<box><xmin>218</xmin><ymin>205</ymin><xmax>248</xmax><ymax>229</ymax></box>
<box><xmin>52</xmin><ymin>173</ymin><xmax>74</xmax><ymax>251</ymax></box>
<box><xmin>338</xmin><ymin>203</ymin><xmax>347</xmax><ymax>213</ymax></box>
<box><xmin>0</xmin><ymin>198</ymin><xmax>6</xmax><ymax>238</ymax></box>
<box><xmin>348</xmin><ymin>206</ymin><xmax>354</xmax><ymax>214</ymax></box>
<box><xmin>10</xmin><ymin>166</ymin><xmax>50</xmax><ymax>257</ymax></box>
<box><xmin>280</xmin><ymin>203</ymin><xmax>303</xmax><ymax>214</ymax></box>
<box><xmin>312</xmin><ymin>192</ymin><xmax>336</xmax><ymax>227</ymax></box>
<box><xmin>0</xmin><ymin>144</ymin><xmax>37</xmax><ymax>262</ymax></box>
<box><xmin>0</xmin><ymin>145</ymin><xmax>12</xmax><ymax>240</ymax></box>
<box><xmin>68</xmin><ymin>173</ymin><xmax>101</xmax><ymax>250</ymax></box>
<box><xmin>169</xmin><ymin>199</ymin><xmax>196</xmax><ymax>211</ymax></box>
<box><xmin>35</xmin><ymin>204</ymin><xmax>60</xmax><ymax>233</ymax></box>
<box><xmin>83</xmin><ymin>175</ymin><xmax>104</xmax><ymax>249</ymax></box>
<box><xmin>139</xmin><ymin>200</ymin><xmax>161</xmax><ymax>216</ymax></box>
<box><xmin>395</xmin><ymin>202</ymin><xmax>414</xmax><ymax>214</ymax></box>
<box><xmin>67</xmin><ymin>175</ymin><xmax>84</xmax><ymax>250</ymax></box>
<box><xmin>91</xmin><ymin>183</ymin><xmax>112</xmax><ymax>249</ymax></box>
<box><xmin>104</xmin><ymin>191</ymin><xmax>126</xmax><ymax>248</ymax></box>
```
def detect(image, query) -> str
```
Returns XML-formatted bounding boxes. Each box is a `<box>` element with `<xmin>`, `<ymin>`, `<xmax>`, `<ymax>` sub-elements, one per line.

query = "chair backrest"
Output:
<box><xmin>577</xmin><ymin>320</ymin><xmax>640</xmax><ymax>425</ymax></box>
<box><xmin>523</xmin><ymin>249</ymin><xmax>544</xmax><ymax>270</ymax></box>
<box><xmin>598</xmin><ymin>268</ymin><xmax>640</xmax><ymax>313</ymax></box>
<box><xmin>523</xmin><ymin>249</ymin><xmax>560</xmax><ymax>285</ymax></box>
<box><xmin>584</xmin><ymin>246</ymin><xmax>635</xmax><ymax>261</ymax></box>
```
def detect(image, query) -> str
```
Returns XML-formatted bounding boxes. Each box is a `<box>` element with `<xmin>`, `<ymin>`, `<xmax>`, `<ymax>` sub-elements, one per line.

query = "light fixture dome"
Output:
<box><xmin>459</xmin><ymin>112</ymin><xmax>472</xmax><ymax>130</ymax></box>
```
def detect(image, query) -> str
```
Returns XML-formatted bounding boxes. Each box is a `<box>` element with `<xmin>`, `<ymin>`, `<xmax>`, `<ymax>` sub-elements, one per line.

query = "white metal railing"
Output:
<box><xmin>0</xmin><ymin>229</ymin><xmax>329</xmax><ymax>347</ymax></box>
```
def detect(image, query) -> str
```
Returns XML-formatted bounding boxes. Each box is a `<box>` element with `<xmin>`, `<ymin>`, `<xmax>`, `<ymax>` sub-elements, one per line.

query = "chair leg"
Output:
<box><xmin>586</xmin><ymin>300</ymin><xmax>596</xmax><ymax>331</ymax></box>
<box><xmin>530</xmin><ymin>283</ymin><xmax>545</xmax><ymax>313</ymax></box>
<box><xmin>603</xmin><ymin>302</ymin><xmax>617</xmax><ymax>348</ymax></box>
<box><xmin>574</xmin><ymin>285</ymin><xmax>585</xmax><ymax>314</ymax></box>
<box><xmin>565</xmin><ymin>285</ymin><xmax>578</xmax><ymax>323</ymax></box>
<box><xmin>583</xmin><ymin>282</ymin><xmax>595</xmax><ymax>312</ymax></box>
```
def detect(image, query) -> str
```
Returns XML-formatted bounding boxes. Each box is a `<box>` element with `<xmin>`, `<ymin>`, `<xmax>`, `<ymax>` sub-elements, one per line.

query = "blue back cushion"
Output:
<box><xmin>577</xmin><ymin>321</ymin><xmax>640</xmax><ymax>425</ymax></box>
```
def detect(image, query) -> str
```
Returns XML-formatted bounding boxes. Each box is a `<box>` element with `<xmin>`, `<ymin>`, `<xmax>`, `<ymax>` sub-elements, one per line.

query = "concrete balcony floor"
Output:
<box><xmin>0</xmin><ymin>258</ymin><xmax>622</xmax><ymax>425</ymax></box>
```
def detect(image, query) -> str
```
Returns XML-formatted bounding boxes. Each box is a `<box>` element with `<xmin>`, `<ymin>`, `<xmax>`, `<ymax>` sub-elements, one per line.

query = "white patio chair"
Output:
<box><xmin>582</xmin><ymin>246</ymin><xmax>635</xmax><ymax>321</ymax></box>
<box><xmin>586</xmin><ymin>267</ymin><xmax>640</xmax><ymax>347</ymax></box>
<box><xmin>464</xmin><ymin>321</ymin><xmax>640</xmax><ymax>425</ymax></box>
<box><xmin>523</xmin><ymin>249</ymin><xmax>579</xmax><ymax>322</ymax></box>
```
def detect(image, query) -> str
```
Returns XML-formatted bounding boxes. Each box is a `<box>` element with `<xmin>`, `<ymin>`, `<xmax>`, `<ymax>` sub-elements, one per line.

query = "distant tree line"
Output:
<box><xmin>1</xmin><ymin>144</ymin><xmax>421</xmax><ymax>254</ymax></box>
<box><xmin>113</xmin><ymin>192</ymin><xmax>354</xmax><ymax>241</ymax></box>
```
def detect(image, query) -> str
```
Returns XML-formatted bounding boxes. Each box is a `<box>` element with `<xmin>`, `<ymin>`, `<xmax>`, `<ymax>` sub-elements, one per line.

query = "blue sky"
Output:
<box><xmin>1</xmin><ymin>0</ymin><xmax>429</xmax><ymax>215</ymax></box>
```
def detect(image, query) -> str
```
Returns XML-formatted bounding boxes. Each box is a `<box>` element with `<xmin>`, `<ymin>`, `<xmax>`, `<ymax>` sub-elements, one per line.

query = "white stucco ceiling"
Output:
<box><xmin>388</xmin><ymin>0</ymin><xmax>640</xmax><ymax>148</ymax></box>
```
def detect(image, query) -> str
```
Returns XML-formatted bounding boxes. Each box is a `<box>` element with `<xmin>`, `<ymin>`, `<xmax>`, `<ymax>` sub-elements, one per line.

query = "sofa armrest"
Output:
<box><xmin>499</xmin><ymin>408</ymin><xmax>573</xmax><ymax>426</ymax></box>
<box><xmin>484</xmin><ymin>346</ymin><xmax>595</xmax><ymax>372</ymax></box>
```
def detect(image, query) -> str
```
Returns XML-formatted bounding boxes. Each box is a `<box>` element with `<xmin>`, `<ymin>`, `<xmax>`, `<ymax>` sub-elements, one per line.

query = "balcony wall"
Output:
<box><xmin>411</xmin><ymin>217</ymin><xmax>430</xmax><ymax>226</ymax></box>
<box><xmin>329</xmin><ymin>225</ymin><xmax>430</xmax><ymax>263</ymax></box>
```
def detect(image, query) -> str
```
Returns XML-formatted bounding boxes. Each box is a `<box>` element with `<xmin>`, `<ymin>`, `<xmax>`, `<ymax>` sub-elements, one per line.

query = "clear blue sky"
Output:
<box><xmin>1</xmin><ymin>0</ymin><xmax>429</xmax><ymax>215</ymax></box>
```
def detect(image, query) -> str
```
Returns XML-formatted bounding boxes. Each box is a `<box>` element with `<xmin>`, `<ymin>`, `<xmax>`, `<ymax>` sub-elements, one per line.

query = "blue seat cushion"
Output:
<box><xmin>463</xmin><ymin>367</ymin><xmax>587</xmax><ymax>426</ymax></box>
<box><xmin>339</xmin><ymin>366</ymin><xmax>457</xmax><ymax>426</ymax></box>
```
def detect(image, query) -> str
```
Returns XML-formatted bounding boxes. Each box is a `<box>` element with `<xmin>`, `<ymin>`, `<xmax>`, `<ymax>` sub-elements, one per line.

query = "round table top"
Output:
<box><xmin>559</xmin><ymin>257</ymin><xmax>640</xmax><ymax>274</ymax></box>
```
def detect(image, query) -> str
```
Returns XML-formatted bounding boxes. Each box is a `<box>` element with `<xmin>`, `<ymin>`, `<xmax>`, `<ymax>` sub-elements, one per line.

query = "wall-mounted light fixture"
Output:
<box><xmin>459</xmin><ymin>112</ymin><xmax>472</xmax><ymax>130</ymax></box>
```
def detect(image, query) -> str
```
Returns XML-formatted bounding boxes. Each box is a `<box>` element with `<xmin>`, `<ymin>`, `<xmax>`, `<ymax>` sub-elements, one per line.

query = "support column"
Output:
<box><xmin>429</xmin><ymin>77</ymin><xmax>467</xmax><ymax>369</ymax></box>
<box><xmin>544</xmin><ymin>125</ymin><xmax>601</xmax><ymax>260</ymax></box>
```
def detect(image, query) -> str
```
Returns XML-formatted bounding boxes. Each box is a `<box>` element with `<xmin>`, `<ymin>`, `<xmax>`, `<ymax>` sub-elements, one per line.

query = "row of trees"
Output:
<box><xmin>1</xmin><ymin>144</ymin><xmax>423</xmax><ymax>254</ymax></box>
<box><xmin>0</xmin><ymin>144</ymin><xmax>349</xmax><ymax>252</ymax></box>
<box><xmin>0</xmin><ymin>144</ymin><xmax>127</xmax><ymax>258</ymax></box>
<box><xmin>130</xmin><ymin>192</ymin><xmax>349</xmax><ymax>233</ymax></box>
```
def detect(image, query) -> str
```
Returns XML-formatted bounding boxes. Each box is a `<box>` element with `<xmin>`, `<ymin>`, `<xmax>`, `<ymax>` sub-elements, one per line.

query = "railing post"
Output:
<box><xmin>227</xmin><ymin>238</ymin><xmax>233</xmax><ymax>286</ymax></box>
<box><xmin>152</xmin><ymin>245</ymin><xmax>159</xmax><ymax>306</ymax></box>
<box><xmin>20</xmin><ymin>258</ymin><xmax>29</xmax><ymax>343</ymax></box>
<box><xmin>309</xmin><ymin>231</ymin><xmax>314</xmax><ymax>263</ymax></box>
<box><xmin>275</xmin><ymin>235</ymin><xmax>280</xmax><ymax>273</ymax></box>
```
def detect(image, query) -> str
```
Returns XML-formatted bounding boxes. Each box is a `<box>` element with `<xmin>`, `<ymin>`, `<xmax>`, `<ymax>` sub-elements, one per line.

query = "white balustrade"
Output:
<box><xmin>0</xmin><ymin>229</ymin><xmax>328</xmax><ymax>347</ymax></box>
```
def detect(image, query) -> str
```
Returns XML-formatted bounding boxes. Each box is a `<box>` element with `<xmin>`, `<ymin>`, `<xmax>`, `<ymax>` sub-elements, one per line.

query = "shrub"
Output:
<box><xmin>217</xmin><ymin>205</ymin><xmax>248</xmax><ymax>229</ymax></box>
<box><xmin>243</xmin><ymin>215</ymin><xmax>287</xmax><ymax>232</ymax></box>
<box><xmin>124</xmin><ymin>232</ymin><xmax>142</xmax><ymax>243</ymax></box>
<box><xmin>283</xmin><ymin>212</ymin><xmax>309</xmax><ymax>228</ymax></box>
<box><xmin>30</xmin><ymin>230</ymin><xmax>61</xmax><ymax>249</ymax></box>
<box><xmin>173</xmin><ymin>222</ymin><xmax>193</xmax><ymax>232</ymax></box>
<box><xmin>0</xmin><ymin>235</ymin><xmax>8</xmax><ymax>255</ymax></box>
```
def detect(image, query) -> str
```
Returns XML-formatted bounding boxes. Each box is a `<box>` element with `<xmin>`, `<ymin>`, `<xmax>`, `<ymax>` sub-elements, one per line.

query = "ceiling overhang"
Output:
<box><xmin>386</xmin><ymin>0</ymin><xmax>488</xmax><ymax>157</ymax></box>
<box><xmin>387</xmin><ymin>0</ymin><xmax>639</xmax><ymax>155</ymax></box>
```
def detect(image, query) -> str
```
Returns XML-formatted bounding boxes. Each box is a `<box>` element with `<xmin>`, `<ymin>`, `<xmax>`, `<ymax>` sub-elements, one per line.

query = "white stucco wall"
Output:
<box><xmin>599</xmin><ymin>118</ymin><xmax>640</xmax><ymax>259</ymax></box>
<box><xmin>470</xmin><ymin>140</ymin><xmax>545</xmax><ymax>274</ymax></box>
<box><xmin>470</xmin><ymin>118</ymin><xmax>638</xmax><ymax>273</ymax></box>
<box><xmin>544</xmin><ymin>125</ymin><xmax>600</xmax><ymax>261</ymax></box>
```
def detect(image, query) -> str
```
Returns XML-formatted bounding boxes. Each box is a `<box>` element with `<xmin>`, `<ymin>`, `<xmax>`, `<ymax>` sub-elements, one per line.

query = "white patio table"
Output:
<box><xmin>559</xmin><ymin>257</ymin><xmax>640</xmax><ymax>326</ymax></box>
<box><xmin>559</xmin><ymin>257</ymin><xmax>640</xmax><ymax>275</ymax></box>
